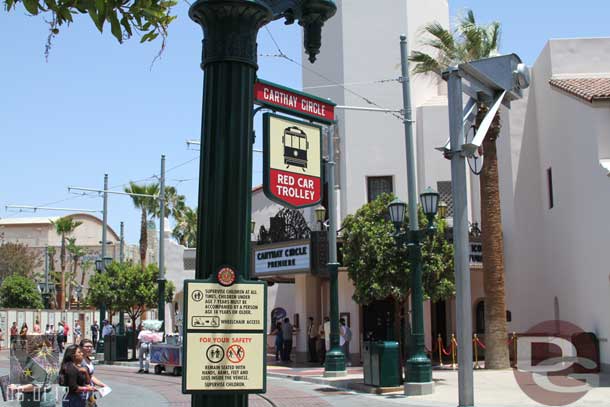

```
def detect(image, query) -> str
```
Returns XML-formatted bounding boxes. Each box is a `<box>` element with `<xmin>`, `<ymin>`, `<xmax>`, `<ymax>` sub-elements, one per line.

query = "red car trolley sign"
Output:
<box><xmin>263</xmin><ymin>113</ymin><xmax>323</xmax><ymax>209</ymax></box>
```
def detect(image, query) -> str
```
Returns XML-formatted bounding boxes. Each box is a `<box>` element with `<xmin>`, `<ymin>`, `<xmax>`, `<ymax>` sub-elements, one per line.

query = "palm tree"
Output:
<box><xmin>66</xmin><ymin>238</ymin><xmax>86</xmax><ymax>309</ymax></box>
<box><xmin>409</xmin><ymin>10</ymin><xmax>509</xmax><ymax>369</ymax></box>
<box><xmin>172</xmin><ymin>205</ymin><xmax>198</xmax><ymax>247</ymax></box>
<box><xmin>51</xmin><ymin>216</ymin><xmax>82</xmax><ymax>310</ymax></box>
<box><xmin>124</xmin><ymin>182</ymin><xmax>159</xmax><ymax>267</ymax></box>
<box><xmin>150</xmin><ymin>184</ymin><xmax>187</xmax><ymax>236</ymax></box>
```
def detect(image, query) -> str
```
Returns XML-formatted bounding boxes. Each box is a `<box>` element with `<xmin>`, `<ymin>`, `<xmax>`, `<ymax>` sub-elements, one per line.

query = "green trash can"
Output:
<box><xmin>371</xmin><ymin>341</ymin><xmax>400</xmax><ymax>387</ymax></box>
<box><xmin>363</xmin><ymin>341</ymin><xmax>373</xmax><ymax>385</ymax></box>
<box><xmin>103</xmin><ymin>335</ymin><xmax>128</xmax><ymax>361</ymax></box>
<box><xmin>115</xmin><ymin>335</ymin><xmax>128</xmax><ymax>361</ymax></box>
<box><xmin>103</xmin><ymin>335</ymin><xmax>114</xmax><ymax>361</ymax></box>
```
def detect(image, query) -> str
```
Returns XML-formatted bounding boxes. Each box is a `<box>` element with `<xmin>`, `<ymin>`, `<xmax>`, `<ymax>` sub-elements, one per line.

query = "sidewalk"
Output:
<box><xmin>265</xmin><ymin>358</ymin><xmax>610</xmax><ymax>407</ymax></box>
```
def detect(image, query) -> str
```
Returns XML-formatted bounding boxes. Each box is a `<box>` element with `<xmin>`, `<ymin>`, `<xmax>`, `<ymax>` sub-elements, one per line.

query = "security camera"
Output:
<box><xmin>514</xmin><ymin>63</ymin><xmax>530</xmax><ymax>89</ymax></box>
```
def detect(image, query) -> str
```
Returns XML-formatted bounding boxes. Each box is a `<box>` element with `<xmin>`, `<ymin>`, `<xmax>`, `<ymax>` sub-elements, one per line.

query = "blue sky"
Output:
<box><xmin>1</xmin><ymin>1</ymin><xmax>609</xmax><ymax>244</ymax></box>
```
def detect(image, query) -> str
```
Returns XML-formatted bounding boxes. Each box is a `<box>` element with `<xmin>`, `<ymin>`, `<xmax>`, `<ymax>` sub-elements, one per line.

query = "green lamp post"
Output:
<box><xmin>188</xmin><ymin>1</ymin><xmax>336</xmax><ymax>405</ymax></box>
<box><xmin>388</xmin><ymin>187</ymin><xmax>439</xmax><ymax>395</ymax></box>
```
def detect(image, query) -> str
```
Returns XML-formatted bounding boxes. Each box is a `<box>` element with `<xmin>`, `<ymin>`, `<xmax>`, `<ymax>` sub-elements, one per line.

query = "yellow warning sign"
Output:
<box><xmin>186</xmin><ymin>282</ymin><xmax>264</xmax><ymax>331</ymax></box>
<box><xmin>184</xmin><ymin>332</ymin><xmax>264</xmax><ymax>391</ymax></box>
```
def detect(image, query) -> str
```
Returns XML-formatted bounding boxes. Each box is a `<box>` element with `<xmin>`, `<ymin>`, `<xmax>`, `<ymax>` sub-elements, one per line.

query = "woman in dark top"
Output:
<box><xmin>59</xmin><ymin>345</ymin><xmax>95</xmax><ymax>407</ymax></box>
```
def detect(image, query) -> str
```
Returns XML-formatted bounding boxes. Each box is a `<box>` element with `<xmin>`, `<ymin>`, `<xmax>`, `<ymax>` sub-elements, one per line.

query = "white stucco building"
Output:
<box><xmin>504</xmin><ymin>38</ymin><xmax>610</xmax><ymax>370</ymax></box>
<box><xmin>249</xmin><ymin>0</ymin><xmax>466</xmax><ymax>363</ymax></box>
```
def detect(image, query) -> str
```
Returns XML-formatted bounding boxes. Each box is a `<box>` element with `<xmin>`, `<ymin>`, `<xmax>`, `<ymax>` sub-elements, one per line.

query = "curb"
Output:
<box><xmin>267</xmin><ymin>372</ymin><xmax>401</xmax><ymax>395</ymax></box>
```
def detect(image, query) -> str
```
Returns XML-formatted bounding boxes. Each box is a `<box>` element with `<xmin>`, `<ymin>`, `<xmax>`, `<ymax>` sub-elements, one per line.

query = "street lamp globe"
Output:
<box><xmin>95</xmin><ymin>259</ymin><xmax>103</xmax><ymax>272</ymax></box>
<box><xmin>103</xmin><ymin>256</ymin><xmax>113</xmax><ymax>268</ymax></box>
<box><xmin>420</xmin><ymin>187</ymin><xmax>439</xmax><ymax>217</ymax></box>
<box><xmin>388</xmin><ymin>198</ymin><xmax>407</xmax><ymax>226</ymax></box>
<box><xmin>314</xmin><ymin>205</ymin><xmax>326</xmax><ymax>223</ymax></box>
<box><xmin>438</xmin><ymin>201</ymin><xmax>448</xmax><ymax>219</ymax></box>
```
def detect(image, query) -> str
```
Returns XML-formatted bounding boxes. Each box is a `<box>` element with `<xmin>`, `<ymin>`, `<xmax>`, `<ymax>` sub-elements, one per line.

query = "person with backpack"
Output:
<box><xmin>340</xmin><ymin>318</ymin><xmax>352</xmax><ymax>367</ymax></box>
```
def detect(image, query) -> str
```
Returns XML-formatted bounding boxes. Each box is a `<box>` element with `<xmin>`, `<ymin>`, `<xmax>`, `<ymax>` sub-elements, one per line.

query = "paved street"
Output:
<box><xmin>3</xmin><ymin>350</ymin><xmax>610</xmax><ymax>406</ymax></box>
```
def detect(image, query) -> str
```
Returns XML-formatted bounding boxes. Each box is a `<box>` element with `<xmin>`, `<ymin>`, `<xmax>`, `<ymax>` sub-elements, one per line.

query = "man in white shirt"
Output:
<box><xmin>323</xmin><ymin>317</ymin><xmax>330</xmax><ymax>351</ymax></box>
<box><xmin>101</xmin><ymin>320</ymin><xmax>114</xmax><ymax>338</ymax></box>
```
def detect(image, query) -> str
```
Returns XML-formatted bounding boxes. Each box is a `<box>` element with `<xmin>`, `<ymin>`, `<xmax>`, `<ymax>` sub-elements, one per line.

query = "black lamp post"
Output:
<box><xmin>188</xmin><ymin>1</ymin><xmax>336</xmax><ymax>405</ymax></box>
<box><xmin>388</xmin><ymin>191</ymin><xmax>437</xmax><ymax>392</ymax></box>
<box><xmin>315</xmin><ymin>205</ymin><xmax>326</xmax><ymax>230</ymax></box>
<box><xmin>95</xmin><ymin>256</ymin><xmax>113</xmax><ymax>353</ymax></box>
<box><xmin>420</xmin><ymin>187</ymin><xmax>440</xmax><ymax>235</ymax></box>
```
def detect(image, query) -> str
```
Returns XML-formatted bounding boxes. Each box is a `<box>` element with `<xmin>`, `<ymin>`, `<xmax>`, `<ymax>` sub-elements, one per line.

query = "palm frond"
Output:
<box><xmin>421</xmin><ymin>22</ymin><xmax>456</xmax><ymax>55</ymax></box>
<box><xmin>409</xmin><ymin>51</ymin><xmax>443</xmax><ymax>76</ymax></box>
<box><xmin>465</xmin><ymin>9</ymin><xmax>476</xmax><ymax>25</ymax></box>
<box><xmin>486</xmin><ymin>22</ymin><xmax>501</xmax><ymax>56</ymax></box>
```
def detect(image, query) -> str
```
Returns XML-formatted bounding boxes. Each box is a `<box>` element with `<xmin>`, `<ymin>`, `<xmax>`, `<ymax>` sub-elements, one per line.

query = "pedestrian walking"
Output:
<box><xmin>272</xmin><ymin>322</ymin><xmax>283</xmax><ymax>361</ymax></box>
<box><xmin>80</xmin><ymin>339</ymin><xmax>107</xmax><ymax>406</ymax></box>
<box><xmin>90</xmin><ymin>321</ymin><xmax>99</xmax><ymax>348</ymax></box>
<box><xmin>63</xmin><ymin>321</ymin><xmax>70</xmax><ymax>344</ymax></box>
<box><xmin>307</xmin><ymin>317</ymin><xmax>318</xmax><ymax>363</ymax></box>
<box><xmin>340</xmin><ymin>318</ymin><xmax>352</xmax><ymax>366</ymax></box>
<box><xmin>57</xmin><ymin>322</ymin><xmax>66</xmax><ymax>352</ymax></box>
<box><xmin>10</xmin><ymin>322</ymin><xmax>18</xmax><ymax>351</ymax></box>
<box><xmin>281</xmin><ymin>318</ymin><xmax>293</xmax><ymax>362</ymax></box>
<box><xmin>74</xmin><ymin>324</ymin><xmax>82</xmax><ymax>345</ymax></box>
<box><xmin>33</xmin><ymin>319</ymin><xmax>41</xmax><ymax>334</ymax></box>
<box><xmin>136</xmin><ymin>327</ymin><xmax>151</xmax><ymax>374</ymax></box>
<box><xmin>19</xmin><ymin>323</ymin><xmax>28</xmax><ymax>351</ymax></box>
<box><xmin>59</xmin><ymin>345</ymin><xmax>95</xmax><ymax>407</ymax></box>
<box><xmin>45</xmin><ymin>324</ymin><xmax>55</xmax><ymax>349</ymax></box>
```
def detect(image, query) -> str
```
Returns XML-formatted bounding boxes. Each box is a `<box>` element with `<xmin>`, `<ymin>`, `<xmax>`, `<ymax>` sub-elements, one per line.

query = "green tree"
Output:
<box><xmin>341</xmin><ymin>193</ymin><xmax>454</xmax><ymax>349</ymax></box>
<box><xmin>51</xmin><ymin>216</ymin><xmax>82</xmax><ymax>310</ymax></box>
<box><xmin>124</xmin><ymin>182</ymin><xmax>159</xmax><ymax>267</ymax></box>
<box><xmin>3</xmin><ymin>0</ymin><xmax>177</xmax><ymax>57</ymax></box>
<box><xmin>0</xmin><ymin>275</ymin><xmax>44</xmax><ymax>309</ymax></box>
<box><xmin>409</xmin><ymin>9</ymin><xmax>509</xmax><ymax>368</ymax></box>
<box><xmin>0</xmin><ymin>242</ymin><xmax>42</xmax><ymax>279</ymax></box>
<box><xmin>87</xmin><ymin>261</ymin><xmax>174</xmax><ymax>358</ymax></box>
<box><xmin>172</xmin><ymin>205</ymin><xmax>197</xmax><ymax>247</ymax></box>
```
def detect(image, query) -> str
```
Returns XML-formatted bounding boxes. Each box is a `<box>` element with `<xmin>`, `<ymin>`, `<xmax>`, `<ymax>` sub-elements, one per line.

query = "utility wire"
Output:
<box><xmin>262</xmin><ymin>27</ymin><xmax>404</xmax><ymax>122</ymax></box>
<box><xmin>303</xmin><ymin>78</ymin><xmax>399</xmax><ymax>90</ymax></box>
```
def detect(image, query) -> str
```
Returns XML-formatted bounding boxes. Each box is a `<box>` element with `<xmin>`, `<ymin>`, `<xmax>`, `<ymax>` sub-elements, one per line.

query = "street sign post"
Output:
<box><xmin>263</xmin><ymin>113</ymin><xmax>323</xmax><ymax>209</ymax></box>
<box><xmin>254</xmin><ymin>79</ymin><xmax>335</xmax><ymax>123</ymax></box>
<box><xmin>182</xmin><ymin>273</ymin><xmax>267</xmax><ymax>394</ymax></box>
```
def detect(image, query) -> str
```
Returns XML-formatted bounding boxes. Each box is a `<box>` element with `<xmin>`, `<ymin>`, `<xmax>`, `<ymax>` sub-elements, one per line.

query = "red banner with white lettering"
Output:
<box><xmin>254</xmin><ymin>79</ymin><xmax>335</xmax><ymax>123</ymax></box>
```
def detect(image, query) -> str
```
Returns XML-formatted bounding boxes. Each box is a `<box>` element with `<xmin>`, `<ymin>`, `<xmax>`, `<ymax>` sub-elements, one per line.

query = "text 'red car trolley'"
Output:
<box><xmin>283</xmin><ymin>126</ymin><xmax>309</xmax><ymax>170</ymax></box>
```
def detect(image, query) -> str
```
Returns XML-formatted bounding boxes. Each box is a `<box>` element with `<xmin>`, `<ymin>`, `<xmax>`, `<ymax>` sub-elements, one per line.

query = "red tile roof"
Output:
<box><xmin>549</xmin><ymin>78</ymin><xmax>610</xmax><ymax>103</ymax></box>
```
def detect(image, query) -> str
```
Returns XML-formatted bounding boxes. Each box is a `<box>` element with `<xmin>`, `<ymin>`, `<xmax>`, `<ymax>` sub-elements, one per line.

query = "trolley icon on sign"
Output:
<box><xmin>282</xmin><ymin>126</ymin><xmax>309</xmax><ymax>171</ymax></box>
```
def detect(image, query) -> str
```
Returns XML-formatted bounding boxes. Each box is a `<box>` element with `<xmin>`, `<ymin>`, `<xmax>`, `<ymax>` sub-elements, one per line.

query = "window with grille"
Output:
<box><xmin>367</xmin><ymin>176</ymin><xmax>393</xmax><ymax>202</ymax></box>
<box><xmin>437</xmin><ymin>181</ymin><xmax>453</xmax><ymax>217</ymax></box>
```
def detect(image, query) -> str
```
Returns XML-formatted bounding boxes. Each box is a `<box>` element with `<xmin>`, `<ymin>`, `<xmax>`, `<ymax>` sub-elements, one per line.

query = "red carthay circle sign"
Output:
<box><xmin>263</xmin><ymin>113</ymin><xmax>323</xmax><ymax>209</ymax></box>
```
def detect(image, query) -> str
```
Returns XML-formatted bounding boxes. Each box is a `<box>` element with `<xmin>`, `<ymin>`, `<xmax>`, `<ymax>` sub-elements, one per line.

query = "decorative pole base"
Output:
<box><xmin>323</xmin><ymin>347</ymin><xmax>347</xmax><ymax>377</ymax></box>
<box><xmin>405</xmin><ymin>354</ymin><xmax>434</xmax><ymax>395</ymax></box>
